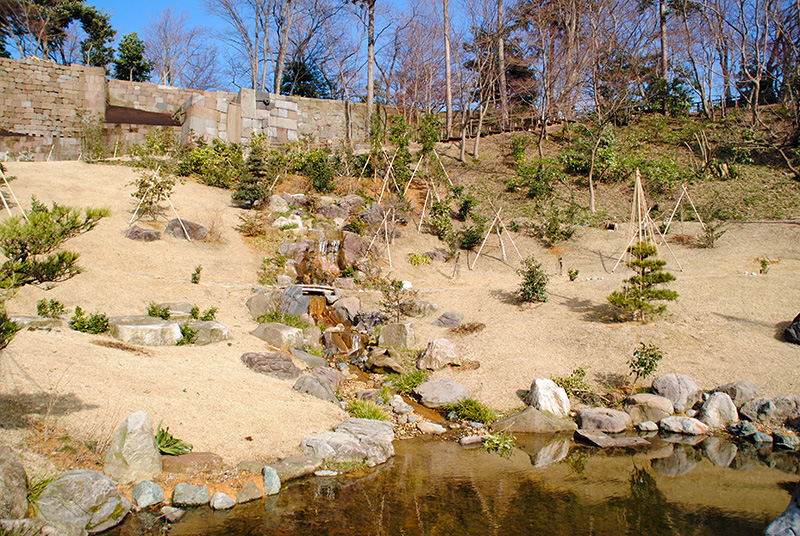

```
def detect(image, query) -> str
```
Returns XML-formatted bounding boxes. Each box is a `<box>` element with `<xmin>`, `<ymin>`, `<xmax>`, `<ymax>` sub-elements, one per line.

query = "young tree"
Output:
<box><xmin>607</xmin><ymin>241</ymin><xmax>677</xmax><ymax>322</ymax></box>
<box><xmin>113</xmin><ymin>32</ymin><xmax>152</xmax><ymax>82</ymax></box>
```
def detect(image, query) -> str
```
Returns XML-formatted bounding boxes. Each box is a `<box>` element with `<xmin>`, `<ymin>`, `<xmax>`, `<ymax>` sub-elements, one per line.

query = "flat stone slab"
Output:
<box><xmin>574</xmin><ymin>430</ymin><xmax>651</xmax><ymax>449</ymax></box>
<box><xmin>186</xmin><ymin>320</ymin><xmax>230</xmax><ymax>345</ymax></box>
<box><xmin>108</xmin><ymin>316</ymin><xmax>181</xmax><ymax>346</ymax></box>
<box><xmin>161</xmin><ymin>452</ymin><xmax>223</xmax><ymax>474</ymax></box>
<box><xmin>414</xmin><ymin>378</ymin><xmax>469</xmax><ymax>409</ymax></box>
<box><xmin>492</xmin><ymin>407</ymin><xmax>577</xmax><ymax>434</ymax></box>
<box><xmin>290</xmin><ymin>348</ymin><xmax>329</xmax><ymax>369</ymax></box>
<box><xmin>265</xmin><ymin>456</ymin><xmax>323</xmax><ymax>482</ymax></box>
<box><xmin>10</xmin><ymin>316</ymin><xmax>64</xmax><ymax>330</ymax></box>
<box><xmin>241</xmin><ymin>352</ymin><xmax>302</xmax><ymax>380</ymax></box>
<box><xmin>251</xmin><ymin>322</ymin><xmax>304</xmax><ymax>349</ymax></box>
<box><xmin>300</xmin><ymin>418</ymin><xmax>396</xmax><ymax>467</ymax></box>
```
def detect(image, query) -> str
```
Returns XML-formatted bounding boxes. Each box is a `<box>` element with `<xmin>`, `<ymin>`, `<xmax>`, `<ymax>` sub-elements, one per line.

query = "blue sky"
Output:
<box><xmin>91</xmin><ymin>0</ymin><xmax>226</xmax><ymax>39</ymax></box>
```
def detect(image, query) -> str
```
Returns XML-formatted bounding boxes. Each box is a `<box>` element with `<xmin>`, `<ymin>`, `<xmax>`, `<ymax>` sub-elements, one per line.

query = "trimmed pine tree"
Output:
<box><xmin>608</xmin><ymin>241</ymin><xmax>677</xmax><ymax>322</ymax></box>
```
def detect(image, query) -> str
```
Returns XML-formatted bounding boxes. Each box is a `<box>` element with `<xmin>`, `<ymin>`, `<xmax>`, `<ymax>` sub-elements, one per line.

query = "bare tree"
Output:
<box><xmin>144</xmin><ymin>8</ymin><xmax>221</xmax><ymax>90</ymax></box>
<box><xmin>497</xmin><ymin>0</ymin><xmax>508</xmax><ymax>130</ymax></box>
<box><xmin>444</xmin><ymin>0</ymin><xmax>454</xmax><ymax>138</ymax></box>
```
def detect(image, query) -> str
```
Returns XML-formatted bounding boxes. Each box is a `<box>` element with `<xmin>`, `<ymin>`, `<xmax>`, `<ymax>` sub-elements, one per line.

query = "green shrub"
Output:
<box><xmin>458</xmin><ymin>225</ymin><xmax>485</xmax><ymax>251</ymax></box>
<box><xmin>130</xmin><ymin>169</ymin><xmax>176</xmax><ymax>221</ymax></box>
<box><xmin>482</xmin><ymin>432</ymin><xmax>516</xmax><ymax>457</ymax></box>
<box><xmin>409</xmin><ymin>252</ymin><xmax>431</xmax><ymax>266</ymax></box>
<box><xmin>568</xmin><ymin>269</ymin><xmax>580</xmax><ymax>281</ymax></box>
<box><xmin>256</xmin><ymin>311</ymin><xmax>310</xmax><ymax>329</ymax></box>
<box><xmin>446</xmin><ymin>398</ymin><xmax>496</xmax><ymax>423</ymax></box>
<box><xmin>70</xmin><ymin>306</ymin><xmax>108</xmax><ymax>334</ymax></box>
<box><xmin>199</xmin><ymin>307</ymin><xmax>217</xmax><ymax>321</ymax></box>
<box><xmin>429</xmin><ymin>201</ymin><xmax>453</xmax><ymax>239</ymax></box>
<box><xmin>178</xmin><ymin>139</ymin><xmax>244</xmax><ymax>189</ymax></box>
<box><xmin>417</xmin><ymin>113</ymin><xmax>441</xmax><ymax>156</ymax></box>
<box><xmin>303</xmin><ymin>149</ymin><xmax>336</xmax><ymax>193</ymax></box>
<box><xmin>147</xmin><ymin>301</ymin><xmax>170</xmax><ymax>320</ymax></box>
<box><xmin>551</xmin><ymin>366</ymin><xmax>598</xmax><ymax>404</ymax></box>
<box><xmin>190</xmin><ymin>305</ymin><xmax>200</xmax><ymax>319</ymax></box>
<box><xmin>379</xmin><ymin>278</ymin><xmax>418</xmax><ymax>323</ymax></box>
<box><xmin>510</xmin><ymin>134</ymin><xmax>528</xmax><ymax>165</ymax></box>
<box><xmin>387</xmin><ymin>369</ymin><xmax>431</xmax><ymax>394</ymax></box>
<box><xmin>191</xmin><ymin>265</ymin><xmax>202</xmax><ymax>284</ymax></box>
<box><xmin>347</xmin><ymin>399</ymin><xmax>390</xmax><ymax>420</ymax></box>
<box><xmin>629</xmin><ymin>343</ymin><xmax>663</xmax><ymax>390</ymax></box>
<box><xmin>177</xmin><ymin>323</ymin><xmax>198</xmax><ymax>345</ymax></box>
<box><xmin>0</xmin><ymin>308</ymin><xmax>20</xmax><ymax>350</ymax></box>
<box><xmin>517</xmin><ymin>256</ymin><xmax>548</xmax><ymax>303</ymax></box>
<box><xmin>37</xmin><ymin>298</ymin><xmax>65</xmax><ymax>318</ymax></box>
<box><xmin>155</xmin><ymin>421</ymin><xmax>193</xmax><ymax>455</ymax></box>
<box><xmin>607</xmin><ymin>241</ymin><xmax>677</xmax><ymax>322</ymax></box>
<box><xmin>516</xmin><ymin>160</ymin><xmax>562</xmax><ymax>200</ymax></box>
<box><xmin>540</xmin><ymin>202</ymin><xmax>575</xmax><ymax>245</ymax></box>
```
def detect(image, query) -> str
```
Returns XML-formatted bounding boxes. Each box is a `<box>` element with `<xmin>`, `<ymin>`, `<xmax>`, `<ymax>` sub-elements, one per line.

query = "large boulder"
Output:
<box><xmin>108</xmin><ymin>316</ymin><xmax>181</xmax><ymax>346</ymax></box>
<box><xmin>269</xmin><ymin>194</ymin><xmax>290</xmax><ymax>213</ymax></box>
<box><xmin>293</xmin><ymin>375</ymin><xmax>338</xmax><ymax>404</ymax></box>
<box><xmin>124</xmin><ymin>225</ymin><xmax>161</xmax><ymax>242</ymax></box>
<box><xmin>416</xmin><ymin>338</ymin><xmax>461</xmax><ymax>370</ymax></box>
<box><xmin>279</xmin><ymin>285</ymin><xmax>310</xmax><ymax>317</ymax></box>
<box><xmin>651</xmin><ymin>373</ymin><xmax>703</xmax><ymax>413</ymax></box>
<box><xmin>414</xmin><ymin>378</ymin><xmax>469</xmax><ymax>409</ymax></box>
<box><xmin>186</xmin><ymin>320</ymin><xmax>229</xmax><ymax>345</ymax></box>
<box><xmin>0</xmin><ymin>446</ymin><xmax>28</xmax><ymax>519</ymax></box>
<box><xmin>740</xmin><ymin>396</ymin><xmax>800</xmax><ymax>424</ymax></box>
<box><xmin>492</xmin><ymin>407</ymin><xmax>577</xmax><ymax>434</ymax></box>
<box><xmin>245</xmin><ymin>289</ymin><xmax>281</xmax><ymax>319</ymax></box>
<box><xmin>329</xmin><ymin>297</ymin><xmax>361</xmax><ymax>326</ymax></box>
<box><xmin>525</xmin><ymin>379</ymin><xmax>570</xmax><ymax>418</ymax></box>
<box><xmin>250</xmin><ymin>323</ymin><xmax>304</xmax><ymax>349</ymax></box>
<box><xmin>360</xmin><ymin>204</ymin><xmax>385</xmax><ymax>225</ymax></box>
<box><xmin>37</xmin><ymin>470</ymin><xmax>131</xmax><ymax>534</ymax></box>
<box><xmin>378</xmin><ymin>323</ymin><xmax>415</xmax><ymax>349</ymax></box>
<box><xmin>696</xmin><ymin>392</ymin><xmax>739</xmax><ymax>429</ymax></box>
<box><xmin>576</xmin><ymin>408</ymin><xmax>632</xmax><ymax>433</ymax></box>
<box><xmin>784</xmin><ymin>312</ymin><xmax>800</xmax><ymax>344</ymax></box>
<box><xmin>240</xmin><ymin>352</ymin><xmax>302</xmax><ymax>380</ymax></box>
<box><xmin>165</xmin><ymin>218</ymin><xmax>208</xmax><ymax>241</ymax></box>
<box><xmin>300</xmin><ymin>418</ymin><xmax>395</xmax><ymax>467</ymax></box>
<box><xmin>624</xmin><ymin>393</ymin><xmax>674</xmax><ymax>425</ymax></box>
<box><xmin>710</xmin><ymin>380</ymin><xmax>761</xmax><ymax>408</ymax></box>
<box><xmin>103</xmin><ymin>410</ymin><xmax>162</xmax><ymax>486</ymax></box>
<box><xmin>339</xmin><ymin>195</ymin><xmax>365</xmax><ymax>214</ymax></box>
<box><xmin>659</xmin><ymin>416</ymin><xmax>710</xmax><ymax>435</ymax></box>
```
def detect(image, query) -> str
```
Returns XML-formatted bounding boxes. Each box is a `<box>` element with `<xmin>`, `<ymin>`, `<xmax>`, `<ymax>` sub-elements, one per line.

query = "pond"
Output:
<box><xmin>113</xmin><ymin>434</ymin><xmax>799</xmax><ymax>535</ymax></box>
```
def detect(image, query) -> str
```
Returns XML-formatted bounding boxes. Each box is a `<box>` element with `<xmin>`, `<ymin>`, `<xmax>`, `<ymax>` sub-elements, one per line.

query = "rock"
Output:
<box><xmin>403</xmin><ymin>301</ymin><xmax>437</xmax><ymax>318</ymax></box>
<box><xmin>752</xmin><ymin>431</ymin><xmax>774</xmax><ymax>445</ymax></box>
<box><xmin>300</xmin><ymin>418</ymin><xmax>395</xmax><ymax>467</ymax></box>
<box><xmin>171</xmin><ymin>483</ymin><xmax>209</xmax><ymax>507</ymax></box>
<box><xmin>165</xmin><ymin>218</ymin><xmax>208</xmax><ymax>241</ymax></box>
<box><xmin>281</xmin><ymin>193</ymin><xmax>306</xmax><ymax>208</ymax></box>
<box><xmin>210</xmin><ymin>492</ymin><xmax>235</xmax><ymax>510</ymax></box>
<box><xmin>354</xmin><ymin>311</ymin><xmax>386</xmax><ymax>333</ymax></box>
<box><xmin>303</xmin><ymin>325</ymin><xmax>323</xmax><ymax>349</ymax></box>
<box><xmin>378</xmin><ymin>322</ymin><xmax>415</xmax><ymax>349</ymax></box>
<box><xmin>360</xmin><ymin>203</ymin><xmax>385</xmax><ymax>224</ymax></box>
<box><xmin>37</xmin><ymin>470</ymin><xmax>131</xmax><ymax>534</ymax></box>
<box><xmin>186</xmin><ymin>320</ymin><xmax>229</xmax><ymax>345</ymax></box>
<box><xmin>240</xmin><ymin>352</ymin><xmax>302</xmax><ymax>380</ymax></box>
<box><xmin>131</xmin><ymin>481</ymin><xmax>164</xmax><ymax>509</ymax></box>
<box><xmin>160</xmin><ymin>506</ymin><xmax>185</xmax><ymax>523</ymax></box>
<box><xmin>740</xmin><ymin>396</ymin><xmax>800</xmax><ymax>424</ymax></box>
<box><xmin>638</xmin><ymin>421</ymin><xmax>659</xmax><ymax>432</ymax></box>
<box><xmin>315</xmin><ymin>470</ymin><xmax>339</xmax><ymax>477</ymax></box>
<box><xmin>265</xmin><ymin>456</ymin><xmax>323</xmax><ymax>482</ymax></box>
<box><xmin>293</xmin><ymin>374</ymin><xmax>338</xmax><ymax>403</ymax></box>
<box><xmin>424</xmin><ymin>251</ymin><xmax>448</xmax><ymax>262</ymax></box>
<box><xmin>157</xmin><ymin>302</ymin><xmax>193</xmax><ymax>321</ymax></box>
<box><xmin>245</xmin><ymin>289</ymin><xmax>281</xmax><ymax>319</ymax></box>
<box><xmin>651</xmin><ymin>373</ymin><xmax>703</xmax><ymax>413</ymax></box>
<box><xmin>279</xmin><ymin>285</ymin><xmax>310</xmax><ymax>317</ymax></box>
<box><xmin>765</xmin><ymin>481</ymin><xmax>800</xmax><ymax>535</ymax></box>
<box><xmin>0</xmin><ymin>446</ymin><xmax>28</xmax><ymax>519</ymax></box>
<box><xmin>290</xmin><ymin>348</ymin><xmax>328</xmax><ymax>369</ymax></box>
<box><xmin>710</xmin><ymin>380</ymin><xmax>761</xmax><ymax>408</ymax></box>
<box><xmin>414</xmin><ymin>378</ymin><xmax>469</xmax><ymax>409</ymax></box>
<box><xmin>686</xmin><ymin>409</ymin><xmax>698</xmax><ymax>418</ymax></box>
<box><xmin>319</xmin><ymin>205</ymin><xmax>348</xmax><ymax>220</ymax></box>
<box><xmin>389</xmin><ymin>395</ymin><xmax>414</xmax><ymax>415</ymax></box>
<box><xmin>269</xmin><ymin>194</ymin><xmax>291</xmax><ymax>213</ymax></box>
<box><xmin>417</xmin><ymin>422</ymin><xmax>447</xmax><ymax>434</ymax></box>
<box><xmin>525</xmin><ymin>379</ymin><xmax>570</xmax><ymax>418</ymax></box>
<box><xmin>108</xmin><ymin>316</ymin><xmax>181</xmax><ymax>346</ymax></box>
<box><xmin>651</xmin><ymin>446</ymin><xmax>700</xmax><ymax>477</ymax></box>
<box><xmin>313</xmin><ymin>367</ymin><xmax>346</xmax><ymax>389</ymax></box>
<box><xmin>330</xmin><ymin>297</ymin><xmax>361</xmax><ymax>325</ymax></box>
<box><xmin>0</xmin><ymin>519</ymin><xmax>86</xmax><ymax>536</ymax></box>
<box><xmin>459</xmin><ymin>435</ymin><xmax>485</xmax><ymax>446</ymax></box>
<box><xmin>262</xmin><ymin>466</ymin><xmax>280</xmax><ymax>496</ymax></box>
<box><xmin>417</xmin><ymin>338</ymin><xmax>461</xmax><ymax>370</ymax></box>
<box><xmin>124</xmin><ymin>225</ymin><xmax>161</xmax><ymax>242</ymax></box>
<box><xmin>729</xmin><ymin>421</ymin><xmax>759</xmax><ymax>438</ymax></box>
<box><xmin>103</xmin><ymin>410</ymin><xmax>161</xmax><ymax>486</ymax></box>
<box><xmin>577</xmin><ymin>408</ymin><xmax>632</xmax><ymax>433</ymax></box>
<box><xmin>701</xmin><ymin>436</ymin><xmax>737</xmax><ymax>467</ymax></box>
<box><xmin>161</xmin><ymin>452</ymin><xmax>223</xmax><ymax>474</ymax></box>
<box><xmin>784</xmin><ymin>312</ymin><xmax>800</xmax><ymax>344</ymax></box>
<box><xmin>366</xmin><ymin>353</ymin><xmax>406</xmax><ymax>375</ymax></box>
<box><xmin>235</xmin><ymin>481</ymin><xmax>263</xmax><ymax>504</ymax></box>
<box><xmin>433</xmin><ymin>312</ymin><xmax>462</xmax><ymax>328</ymax></box>
<box><xmin>251</xmin><ymin>322</ymin><xmax>304</xmax><ymax>349</ymax></box>
<box><xmin>697</xmin><ymin>392</ymin><xmax>739</xmax><ymax>429</ymax></box>
<box><xmin>624</xmin><ymin>393</ymin><xmax>674</xmax><ymax>425</ymax></box>
<box><xmin>574</xmin><ymin>430</ymin><xmax>650</xmax><ymax>448</ymax></box>
<box><xmin>659</xmin><ymin>416</ymin><xmax>710</xmax><ymax>435</ymax></box>
<box><xmin>9</xmin><ymin>316</ymin><xmax>64</xmax><ymax>330</ymax></box>
<box><xmin>491</xmin><ymin>406</ymin><xmax>577</xmax><ymax>434</ymax></box>
<box><xmin>774</xmin><ymin>430</ymin><xmax>800</xmax><ymax>450</ymax></box>
<box><xmin>339</xmin><ymin>195</ymin><xmax>365</xmax><ymax>214</ymax></box>
<box><xmin>236</xmin><ymin>461</ymin><xmax>266</xmax><ymax>474</ymax></box>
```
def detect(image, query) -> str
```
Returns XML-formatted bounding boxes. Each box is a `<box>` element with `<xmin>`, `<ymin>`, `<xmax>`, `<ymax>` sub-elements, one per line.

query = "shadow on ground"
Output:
<box><xmin>0</xmin><ymin>392</ymin><xmax>98</xmax><ymax>429</ymax></box>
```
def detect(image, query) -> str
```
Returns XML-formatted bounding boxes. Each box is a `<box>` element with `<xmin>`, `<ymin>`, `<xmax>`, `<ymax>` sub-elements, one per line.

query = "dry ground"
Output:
<box><xmin>0</xmin><ymin>158</ymin><xmax>798</xmax><ymax>475</ymax></box>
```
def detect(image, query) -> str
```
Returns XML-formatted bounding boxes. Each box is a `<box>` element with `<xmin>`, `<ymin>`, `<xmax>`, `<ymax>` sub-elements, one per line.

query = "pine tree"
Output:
<box><xmin>113</xmin><ymin>33</ymin><xmax>152</xmax><ymax>82</ymax></box>
<box><xmin>608</xmin><ymin>241</ymin><xmax>677</xmax><ymax>322</ymax></box>
<box><xmin>232</xmin><ymin>144</ymin><xmax>272</xmax><ymax>208</ymax></box>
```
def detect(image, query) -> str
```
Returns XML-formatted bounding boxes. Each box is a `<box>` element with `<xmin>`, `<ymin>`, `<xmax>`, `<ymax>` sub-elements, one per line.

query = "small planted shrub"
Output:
<box><xmin>568</xmin><ymin>268</ymin><xmax>580</xmax><ymax>281</ymax></box>
<box><xmin>446</xmin><ymin>398</ymin><xmax>496</xmax><ymax>423</ymax></box>
<box><xmin>380</xmin><ymin>278</ymin><xmax>418</xmax><ymax>323</ymax></box>
<box><xmin>130</xmin><ymin>169</ymin><xmax>176</xmax><ymax>221</ymax></box>
<box><xmin>177</xmin><ymin>323</ymin><xmax>198</xmax><ymax>345</ymax></box>
<box><xmin>458</xmin><ymin>225</ymin><xmax>485</xmax><ymax>251</ymax></box>
<box><xmin>482</xmin><ymin>432</ymin><xmax>516</xmax><ymax>457</ymax></box>
<box><xmin>607</xmin><ymin>241</ymin><xmax>677</xmax><ymax>322</ymax></box>
<box><xmin>409</xmin><ymin>252</ymin><xmax>431</xmax><ymax>266</ymax></box>
<box><xmin>303</xmin><ymin>149</ymin><xmax>336</xmax><ymax>193</ymax></box>
<box><xmin>147</xmin><ymin>301</ymin><xmax>170</xmax><ymax>320</ymax></box>
<box><xmin>155</xmin><ymin>421</ymin><xmax>193</xmax><ymax>455</ymax></box>
<box><xmin>199</xmin><ymin>307</ymin><xmax>218</xmax><ymax>321</ymax></box>
<box><xmin>517</xmin><ymin>256</ymin><xmax>548</xmax><ymax>303</ymax></box>
<box><xmin>758</xmin><ymin>257</ymin><xmax>770</xmax><ymax>274</ymax></box>
<box><xmin>256</xmin><ymin>311</ymin><xmax>310</xmax><ymax>329</ymax></box>
<box><xmin>70</xmin><ymin>306</ymin><xmax>108</xmax><ymax>334</ymax></box>
<box><xmin>236</xmin><ymin>211</ymin><xmax>270</xmax><ymax>237</ymax></box>
<box><xmin>347</xmin><ymin>399</ymin><xmax>390</xmax><ymax>421</ymax></box>
<box><xmin>551</xmin><ymin>366</ymin><xmax>599</xmax><ymax>404</ymax></box>
<box><xmin>429</xmin><ymin>201</ymin><xmax>453</xmax><ymax>239</ymax></box>
<box><xmin>387</xmin><ymin>369</ymin><xmax>431</xmax><ymax>394</ymax></box>
<box><xmin>37</xmin><ymin>298</ymin><xmax>66</xmax><ymax>318</ymax></box>
<box><xmin>629</xmin><ymin>342</ymin><xmax>663</xmax><ymax>391</ymax></box>
<box><xmin>191</xmin><ymin>265</ymin><xmax>202</xmax><ymax>284</ymax></box>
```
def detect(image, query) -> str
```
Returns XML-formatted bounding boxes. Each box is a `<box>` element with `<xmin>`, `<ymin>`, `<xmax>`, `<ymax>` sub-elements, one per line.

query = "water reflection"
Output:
<box><xmin>111</xmin><ymin>435</ymin><xmax>799</xmax><ymax>536</ymax></box>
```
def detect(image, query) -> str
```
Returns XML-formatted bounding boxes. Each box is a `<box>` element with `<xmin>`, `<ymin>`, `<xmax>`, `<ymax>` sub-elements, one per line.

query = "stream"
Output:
<box><xmin>111</xmin><ymin>433</ymin><xmax>799</xmax><ymax>535</ymax></box>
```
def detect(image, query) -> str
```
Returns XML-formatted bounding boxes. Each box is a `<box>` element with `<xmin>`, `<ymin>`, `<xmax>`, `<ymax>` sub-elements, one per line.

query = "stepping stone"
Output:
<box><xmin>161</xmin><ymin>452</ymin><xmax>223</xmax><ymax>474</ymax></box>
<box><xmin>108</xmin><ymin>316</ymin><xmax>180</xmax><ymax>346</ymax></box>
<box><xmin>574</xmin><ymin>430</ymin><xmax>650</xmax><ymax>448</ymax></box>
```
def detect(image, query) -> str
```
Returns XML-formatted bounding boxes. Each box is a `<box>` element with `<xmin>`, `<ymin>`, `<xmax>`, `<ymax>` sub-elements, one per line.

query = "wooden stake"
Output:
<box><xmin>470</xmin><ymin>213</ymin><xmax>499</xmax><ymax>270</ymax></box>
<box><xmin>417</xmin><ymin>189</ymin><xmax>430</xmax><ymax>233</ymax></box>
<box><xmin>432</xmin><ymin>148</ymin><xmax>454</xmax><ymax>186</ymax></box>
<box><xmin>403</xmin><ymin>153</ymin><xmax>425</xmax><ymax>196</ymax></box>
<box><xmin>384</xmin><ymin>215</ymin><xmax>392</xmax><ymax>268</ymax></box>
<box><xmin>0</xmin><ymin>168</ymin><xmax>28</xmax><ymax>222</ymax></box>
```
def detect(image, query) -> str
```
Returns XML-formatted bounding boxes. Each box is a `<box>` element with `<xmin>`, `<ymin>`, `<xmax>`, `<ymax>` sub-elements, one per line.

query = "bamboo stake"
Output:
<box><xmin>384</xmin><ymin>215</ymin><xmax>392</xmax><ymax>268</ymax></box>
<box><xmin>403</xmin><ymin>153</ymin><xmax>425</xmax><ymax>196</ymax></box>
<box><xmin>497</xmin><ymin>226</ymin><xmax>507</xmax><ymax>262</ymax></box>
<box><xmin>0</xmin><ymin>189</ymin><xmax>12</xmax><ymax>218</ymax></box>
<box><xmin>470</xmin><ymin>214</ymin><xmax>499</xmax><ymax>270</ymax></box>
<box><xmin>0</xmin><ymin>169</ymin><xmax>28</xmax><ymax>222</ymax></box>
<box><xmin>367</xmin><ymin>210</ymin><xmax>391</xmax><ymax>252</ymax></box>
<box><xmin>165</xmin><ymin>193</ymin><xmax>192</xmax><ymax>242</ymax></box>
<box><xmin>417</xmin><ymin>189</ymin><xmax>430</xmax><ymax>233</ymax></box>
<box><xmin>432</xmin><ymin>148</ymin><xmax>454</xmax><ymax>186</ymax></box>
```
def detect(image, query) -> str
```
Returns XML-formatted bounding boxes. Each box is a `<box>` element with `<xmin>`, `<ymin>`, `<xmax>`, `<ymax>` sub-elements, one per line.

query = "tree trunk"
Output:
<box><xmin>588</xmin><ymin>134</ymin><xmax>603</xmax><ymax>213</ymax></box>
<box><xmin>444</xmin><ymin>0</ymin><xmax>453</xmax><ymax>139</ymax></box>
<box><xmin>366</xmin><ymin>0</ymin><xmax>376</xmax><ymax>136</ymax></box>
<box><xmin>659</xmin><ymin>0</ymin><xmax>668</xmax><ymax>79</ymax></box>
<box><xmin>497</xmin><ymin>0</ymin><xmax>508</xmax><ymax>131</ymax></box>
<box><xmin>473</xmin><ymin>99</ymin><xmax>489</xmax><ymax>158</ymax></box>
<box><xmin>274</xmin><ymin>0</ymin><xmax>296</xmax><ymax>93</ymax></box>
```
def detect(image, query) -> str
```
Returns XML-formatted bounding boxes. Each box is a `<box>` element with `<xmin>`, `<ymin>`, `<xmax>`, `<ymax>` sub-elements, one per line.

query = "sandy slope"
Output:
<box><xmin>0</xmin><ymin>160</ymin><xmax>799</xmax><ymax>469</ymax></box>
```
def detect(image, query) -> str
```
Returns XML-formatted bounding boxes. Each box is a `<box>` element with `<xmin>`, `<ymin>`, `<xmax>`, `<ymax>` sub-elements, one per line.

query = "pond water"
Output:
<box><xmin>113</xmin><ymin>434</ymin><xmax>799</xmax><ymax>535</ymax></box>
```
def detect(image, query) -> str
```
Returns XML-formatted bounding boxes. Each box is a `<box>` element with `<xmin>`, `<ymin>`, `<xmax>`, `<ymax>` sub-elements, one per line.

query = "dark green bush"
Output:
<box><xmin>517</xmin><ymin>256</ymin><xmax>548</xmax><ymax>303</ymax></box>
<box><xmin>37</xmin><ymin>299</ymin><xmax>65</xmax><ymax>318</ymax></box>
<box><xmin>147</xmin><ymin>302</ymin><xmax>170</xmax><ymax>320</ymax></box>
<box><xmin>303</xmin><ymin>149</ymin><xmax>337</xmax><ymax>193</ymax></box>
<box><xmin>70</xmin><ymin>306</ymin><xmax>109</xmax><ymax>334</ymax></box>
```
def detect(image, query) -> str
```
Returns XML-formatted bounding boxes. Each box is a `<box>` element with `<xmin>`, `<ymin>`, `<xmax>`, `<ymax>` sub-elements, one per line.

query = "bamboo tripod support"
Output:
<box><xmin>663</xmin><ymin>184</ymin><xmax>706</xmax><ymax>234</ymax></box>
